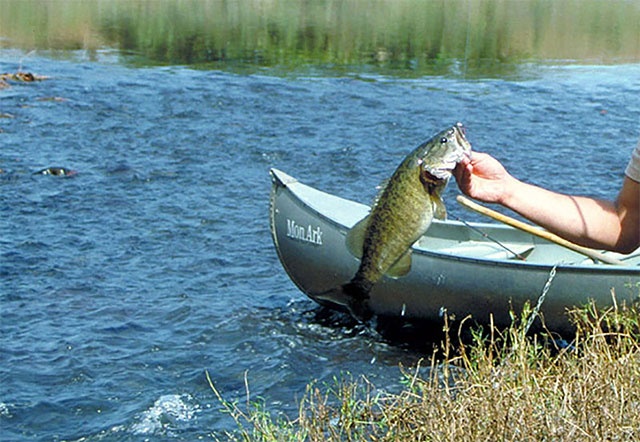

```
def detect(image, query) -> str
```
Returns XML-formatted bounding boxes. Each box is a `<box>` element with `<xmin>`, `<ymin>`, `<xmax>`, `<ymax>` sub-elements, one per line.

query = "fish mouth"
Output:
<box><xmin>453</xmin><ymin>123</ymin><xmax>472</xmax><ymax>160</ymax></box>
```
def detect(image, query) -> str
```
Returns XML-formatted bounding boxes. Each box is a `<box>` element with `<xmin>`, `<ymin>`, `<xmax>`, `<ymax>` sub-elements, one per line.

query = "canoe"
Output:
<box><xmin>269</xmin><ymin>168</ymin><xmax>640</xmax><ymax>333</ymax></box>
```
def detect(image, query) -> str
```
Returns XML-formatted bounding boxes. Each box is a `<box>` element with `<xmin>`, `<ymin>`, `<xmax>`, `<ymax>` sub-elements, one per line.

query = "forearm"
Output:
<box><xmin>501</xmin><ymin>178</ymin><xmax>626</xmax><ymax>252</ymax></box>
<box><xmin>455</xmin><ymin>152</ymin><xmax>639</xmax><ymax>253</ymax></box>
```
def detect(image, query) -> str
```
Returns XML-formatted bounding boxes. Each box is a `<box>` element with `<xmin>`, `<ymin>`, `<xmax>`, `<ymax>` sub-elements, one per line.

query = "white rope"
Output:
<box><xmin>524</xmin><ymin>264</ymin><xmax>558</xmax><ymax>334</ymax></box>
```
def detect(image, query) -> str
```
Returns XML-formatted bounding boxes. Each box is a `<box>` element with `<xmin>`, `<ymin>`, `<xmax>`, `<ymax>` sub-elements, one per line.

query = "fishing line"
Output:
<box><xmin>450</xmin><ymin>213</ymin><xmax>529</xmax><ymax>261</ymax></box>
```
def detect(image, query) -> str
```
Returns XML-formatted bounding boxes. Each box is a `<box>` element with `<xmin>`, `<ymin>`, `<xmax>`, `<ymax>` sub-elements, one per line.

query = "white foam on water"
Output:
<box><xmin>130</xmin><ymin>394</ymin><xmax>198</xmax><ymax>436</ymax></box>
<box><xmin>0</xmin><ymin>402</ymin><xmax>12</xmax><ymax>418</ymax></box>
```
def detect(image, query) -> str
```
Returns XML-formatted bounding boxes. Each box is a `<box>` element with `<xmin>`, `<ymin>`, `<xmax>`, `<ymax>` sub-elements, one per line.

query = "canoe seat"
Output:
<box><xmin>436</xmin><ymin>242</ymin><xmax>535</xmax><ymax>261</ymax></box>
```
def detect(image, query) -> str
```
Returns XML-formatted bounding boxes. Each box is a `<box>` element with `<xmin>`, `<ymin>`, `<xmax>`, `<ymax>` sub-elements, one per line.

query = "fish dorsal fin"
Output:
<box><xmin>372</xmin><ymin>179</ymin><xmax>389</xmax><ymax>207</ymax></box>
<box><xmin>346</xmin><ymin>215</ymin><xmax>369</xmax><ymax>258</ymax></box>
<box><xmin>386</xmin><ymin>250</ymin><xmax>412</xmax><ymax>278</ymax></box>
<box><xmin>433</xmin><ymin>195</ymin><xmax>447</xmax><ymax>220</ymax></box>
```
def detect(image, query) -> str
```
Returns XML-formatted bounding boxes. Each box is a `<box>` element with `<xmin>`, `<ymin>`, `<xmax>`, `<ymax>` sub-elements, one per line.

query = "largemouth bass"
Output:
<box><xmin>317</xmin><ymin>123</ymin><xmax>472</xmax><ymax>322</ymax></box>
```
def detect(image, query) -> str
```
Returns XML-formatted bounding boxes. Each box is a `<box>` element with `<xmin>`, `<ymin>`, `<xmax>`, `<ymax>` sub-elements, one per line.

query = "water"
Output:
<box><xmin>1</xmin><ymin>50</ymin><xmax>639</xmax><ymax>440</ymax></box>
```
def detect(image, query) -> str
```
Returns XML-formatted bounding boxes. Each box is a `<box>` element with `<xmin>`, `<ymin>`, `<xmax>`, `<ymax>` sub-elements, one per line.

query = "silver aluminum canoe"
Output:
<box><xmin>269</xmin><ymin>168</ymin><xmax>640</xmax><ymax>332</ymax></box>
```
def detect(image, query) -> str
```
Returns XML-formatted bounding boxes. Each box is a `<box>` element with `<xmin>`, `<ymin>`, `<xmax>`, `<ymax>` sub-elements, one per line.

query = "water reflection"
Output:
<box><xmin>1</xmin><ymin>0</ymin><xmax>639</xmax><ymax>76</ymax></box>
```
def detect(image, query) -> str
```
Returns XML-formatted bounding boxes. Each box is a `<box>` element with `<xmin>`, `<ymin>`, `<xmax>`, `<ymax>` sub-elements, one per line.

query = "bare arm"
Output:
<box><xmin>454</xmin><ymin>152</ymin><xmax>640</xmax><ymax>254</ymax></box>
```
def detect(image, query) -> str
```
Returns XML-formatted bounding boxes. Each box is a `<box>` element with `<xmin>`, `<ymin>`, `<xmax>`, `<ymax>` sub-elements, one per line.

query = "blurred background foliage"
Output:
<box><xmin>1</xmin><ymin>0</ymin><xmax>639</xmax><ymax>76</ymax></box>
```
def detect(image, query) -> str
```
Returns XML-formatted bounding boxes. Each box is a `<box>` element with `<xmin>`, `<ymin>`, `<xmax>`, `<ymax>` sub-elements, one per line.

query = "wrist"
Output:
<box><xmin>497</xmin><ymin>174</ymin><xmax>521</xmax><ymax>207</ymax></box>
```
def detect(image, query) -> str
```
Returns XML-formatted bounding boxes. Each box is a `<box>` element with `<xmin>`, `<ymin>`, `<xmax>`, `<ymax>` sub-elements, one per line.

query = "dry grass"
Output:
<box><xmin>209</xmin><ymin>293</ymin><xmax>640</xmax><ymax>441</ymax></box>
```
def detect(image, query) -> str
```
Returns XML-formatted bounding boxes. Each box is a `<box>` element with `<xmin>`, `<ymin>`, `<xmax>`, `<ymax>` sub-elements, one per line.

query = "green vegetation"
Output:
<box><xmin>2</xmin><ymin>0</ymin><xmax>639</xmax><ymax>76</ymax></box>
<box><xmin>208</xmin><ymin>296</ymin><xmax>640</xmax><ymax>441</ymax></box>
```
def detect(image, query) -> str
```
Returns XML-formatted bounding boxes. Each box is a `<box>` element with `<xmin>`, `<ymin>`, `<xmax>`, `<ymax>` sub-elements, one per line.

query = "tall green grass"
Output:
<box><xmin>2</xmin><ymin>0</ymin><xmax>640</xmax><ymax>75</ymax></box>
<box><xmin>208</xmin><ymin>292</ymin><xmax>640</xmax><ymax>441</ymax></box>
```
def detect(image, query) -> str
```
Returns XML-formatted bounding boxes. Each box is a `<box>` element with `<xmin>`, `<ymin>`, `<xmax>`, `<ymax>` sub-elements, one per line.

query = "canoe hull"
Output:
<box><xmin>269</xmin><ymin>169</ymin><xmax>640</xmax><ymax>333</ymax></box>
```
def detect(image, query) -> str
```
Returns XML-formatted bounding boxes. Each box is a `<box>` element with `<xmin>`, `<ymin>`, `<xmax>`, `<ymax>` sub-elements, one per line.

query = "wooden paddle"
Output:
<box><xmin>456</xmin><ymin>195</ymin><xmax>626</xmax><ymax>266</ymax></box>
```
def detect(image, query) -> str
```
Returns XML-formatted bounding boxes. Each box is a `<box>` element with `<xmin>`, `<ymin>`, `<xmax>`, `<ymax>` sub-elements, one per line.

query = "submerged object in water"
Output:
<box><xmin>34</xmin><ymin>167</ymin><xmax>77</xmax><ymax>177</ymax></box>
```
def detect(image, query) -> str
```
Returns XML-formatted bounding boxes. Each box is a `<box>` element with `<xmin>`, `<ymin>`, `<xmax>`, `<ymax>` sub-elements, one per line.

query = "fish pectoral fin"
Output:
<box><xmin>346</xmin><ymin>215</ymin><xmax>369</xmax><ymax>258</ymax></box>
<box><xmin>433</xmin><ymin>196</ymin><xmax>447</xmax><ymax>220</ymax></box>
<box><xmin>386</xmin><ymin>250</ymin><xmax>412</xmax><ymax>278</ymax></box>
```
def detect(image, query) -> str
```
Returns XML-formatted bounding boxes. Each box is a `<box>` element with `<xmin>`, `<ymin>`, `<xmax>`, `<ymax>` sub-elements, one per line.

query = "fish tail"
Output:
<box><xmin>314</xmin><ymin>277</ymin><xmax>374</xmax><ymax>323</ymax></box>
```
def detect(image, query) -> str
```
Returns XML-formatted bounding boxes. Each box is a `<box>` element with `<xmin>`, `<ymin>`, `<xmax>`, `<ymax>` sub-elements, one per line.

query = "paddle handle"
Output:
<box><xmin>456</xmin><ymin>195</ymin><xmax>626</xmax><ymax>266</ymax></box>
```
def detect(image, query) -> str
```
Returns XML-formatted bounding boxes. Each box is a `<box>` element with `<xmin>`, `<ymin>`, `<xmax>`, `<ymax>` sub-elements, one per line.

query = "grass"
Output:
<box><xmin>208</xmin><ymin>291</ymin><xmax>640</xmax><ymax>441</ymax></box>
<box><xmin>3</xmin><ymin>0</ymin><xmax>640</xmax><ymax>74</ymax></box>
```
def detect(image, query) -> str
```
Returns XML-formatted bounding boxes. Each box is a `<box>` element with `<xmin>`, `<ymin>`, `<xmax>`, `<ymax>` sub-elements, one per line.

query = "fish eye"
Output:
<box><xmin>440</xmin><ymin>137</ymin><xmax>448</xmax><ymax>144</ymax></box>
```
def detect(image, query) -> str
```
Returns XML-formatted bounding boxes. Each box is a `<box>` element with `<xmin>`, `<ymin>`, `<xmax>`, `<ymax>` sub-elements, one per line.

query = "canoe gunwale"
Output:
<box><xmin>270</xmin><ymin>168</ymin><xmax>638</xmax><ymax>275</ymax></box>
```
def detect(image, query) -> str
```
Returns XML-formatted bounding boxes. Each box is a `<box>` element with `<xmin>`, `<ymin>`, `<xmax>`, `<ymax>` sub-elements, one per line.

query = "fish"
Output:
<box><xmin>316</xmin><ymin>122</ymin><xmax>472</xmax><ymax>322</ymax></box>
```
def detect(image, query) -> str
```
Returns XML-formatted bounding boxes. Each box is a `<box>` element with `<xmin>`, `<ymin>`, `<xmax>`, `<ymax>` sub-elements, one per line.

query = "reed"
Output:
<box><xmin>2</xmin><ymin>0</ymin><xmax>639</xmax><ymax>75</ymax></box>
<box><xmin>209</xmin><ymin>291</ymin><xmax>640</xmax><ymax>441</ymax></box>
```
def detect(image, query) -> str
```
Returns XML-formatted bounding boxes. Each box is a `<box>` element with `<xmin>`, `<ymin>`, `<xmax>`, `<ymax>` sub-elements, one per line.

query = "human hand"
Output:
<box><xmin>453</xmin><ymin>152</ymin><xmax>515</xmax><ymax>204</ymax></box>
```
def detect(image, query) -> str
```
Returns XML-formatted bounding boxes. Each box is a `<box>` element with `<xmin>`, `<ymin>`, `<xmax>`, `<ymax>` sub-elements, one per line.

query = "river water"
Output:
<box><xmin>1</xmin><ymin>50</ymin><xmax>639</xmax><ymax>440</ymax></box>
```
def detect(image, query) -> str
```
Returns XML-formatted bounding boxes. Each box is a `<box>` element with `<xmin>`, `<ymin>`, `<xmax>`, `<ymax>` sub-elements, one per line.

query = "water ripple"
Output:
<box><xmin>2</xmin><ymin>52</ymin><xmax>639</xmax><ymax>440</ymax></box>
